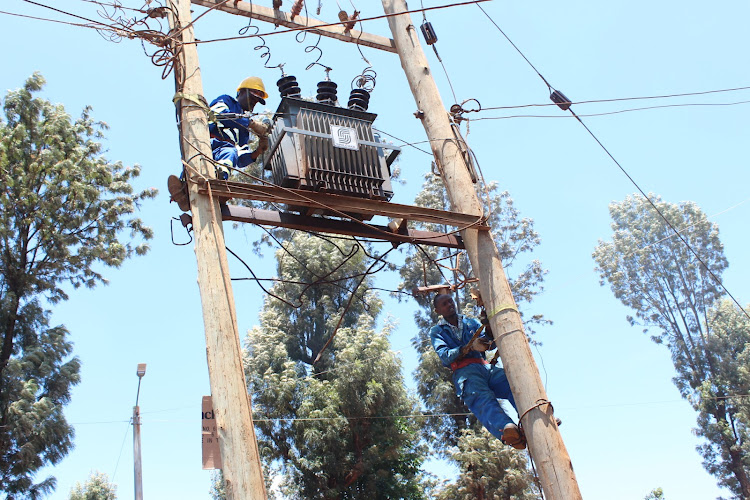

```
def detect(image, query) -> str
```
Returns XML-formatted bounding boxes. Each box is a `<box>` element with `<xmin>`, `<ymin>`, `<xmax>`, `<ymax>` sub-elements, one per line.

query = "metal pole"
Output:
<box><xmin>133</xmin><ymin>405</ymin><xmax>143</xmax><ymax>500</ymax></box>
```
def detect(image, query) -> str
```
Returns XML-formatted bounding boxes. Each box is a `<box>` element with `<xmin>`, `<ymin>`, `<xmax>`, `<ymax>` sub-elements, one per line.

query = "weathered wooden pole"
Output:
<box><xmin>168</xmin><ymin>1</ymin><xmax>267</xmax><ymax>497</ymax></box>
<box><xmin>381</xmin><ymin>1</ymin><xmax>582</xmax><ymax>498</ymax></box>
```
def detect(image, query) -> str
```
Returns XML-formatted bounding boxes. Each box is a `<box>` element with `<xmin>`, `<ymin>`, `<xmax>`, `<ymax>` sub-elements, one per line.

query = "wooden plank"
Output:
<box><xmin>221</xmin><ymin>205</ymin><xmax>465</xmax><ymax>249</ymax></box>
<box><xmin>190</xmin><ymin>0</ymin><xmax>397</xmax><ymax>53</ymax></box>
<box><xmin>200</xmin><ymin>180</ymin><xmax>489</xmax><ymax>229</ymax></box>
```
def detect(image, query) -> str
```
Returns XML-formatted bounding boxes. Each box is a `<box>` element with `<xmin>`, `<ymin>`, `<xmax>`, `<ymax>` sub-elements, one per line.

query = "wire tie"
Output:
<box><xmin>518</xmin><ymin>399</ymin><xmax>554</xmax><ymax>431</ymax></box>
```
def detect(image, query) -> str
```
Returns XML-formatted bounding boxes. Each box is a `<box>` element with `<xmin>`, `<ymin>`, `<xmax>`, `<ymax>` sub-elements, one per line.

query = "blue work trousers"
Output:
<box><xmin>453</xmin><ymin>362</ymin><xmax>517</xmax><ymax>440</ymax></box>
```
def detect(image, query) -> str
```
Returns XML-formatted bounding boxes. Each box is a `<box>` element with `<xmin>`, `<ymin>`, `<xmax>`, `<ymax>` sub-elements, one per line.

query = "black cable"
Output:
<box><xmin>479</xmin><ymin>85</ymin><xmax>750</xmax><ymax>111</ymax></box>
<box><xmin>475</xmin><ymin>3</ymin><xmax>553</xmax><ymax>91</ymax></box>
<box><xmin>569</xmin><ymin>109</ymin><xmax>750</xmax><ymax>321</ymax></box>
<box><xmin>478</xmin><ymin>2</ymin><xmax>750</xmax><ymax>321</ymax></box>
<box><xmin>471</xmin><ymin>100</ymin><xmax>750</xmax><ymax>120</ymax></box>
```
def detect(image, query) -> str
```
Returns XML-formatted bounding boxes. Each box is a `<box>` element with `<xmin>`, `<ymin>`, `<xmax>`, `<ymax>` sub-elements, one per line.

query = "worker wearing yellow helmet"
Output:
<box><xmin>168</xmin><ymin>76</ymin><xmax>273</xmax><ymax>212</ymax></box>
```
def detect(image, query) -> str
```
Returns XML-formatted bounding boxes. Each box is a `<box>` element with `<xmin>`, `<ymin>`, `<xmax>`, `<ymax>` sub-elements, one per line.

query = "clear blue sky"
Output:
<box><xmin>2</xmin><ymin>0</ymin><xmax>749</xmax><ymax>498</ymax></box>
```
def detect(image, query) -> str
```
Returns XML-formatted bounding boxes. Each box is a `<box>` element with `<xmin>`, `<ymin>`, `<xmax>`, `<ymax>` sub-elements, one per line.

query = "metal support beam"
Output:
<box><xmin>200</xmin><ymin>180</ymin><xmax>489</xmax><ymax>230</ymax></box>
<box><xmin>190</xmin><ymin>0</ymin><xmax>396</xmax><ymax>53</ymax></box>
<box><xmin>221</xmin><ymin>205</ymin><xmax>465</xmax><ymax>249</ymax></box>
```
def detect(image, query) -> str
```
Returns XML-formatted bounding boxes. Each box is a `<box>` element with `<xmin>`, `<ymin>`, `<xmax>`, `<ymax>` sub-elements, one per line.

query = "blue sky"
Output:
<box><xmin>2</xmin><ymin>0</ymin><xmax>749</xmax><ymax>498</ymax></box>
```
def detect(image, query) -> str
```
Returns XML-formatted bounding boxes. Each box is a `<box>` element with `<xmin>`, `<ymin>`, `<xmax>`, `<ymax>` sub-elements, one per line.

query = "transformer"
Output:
<box><xmin>265</xmin><ymin>97</ymin><xmax>399</xmax><ymax>211</ymax></box>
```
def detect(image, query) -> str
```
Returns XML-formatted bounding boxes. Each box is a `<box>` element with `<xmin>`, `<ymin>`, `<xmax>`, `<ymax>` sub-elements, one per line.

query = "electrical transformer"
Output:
<box><xmin>265</xmin><ymin>96</ymin><xmax>399</xmax><ymax>207</ymax></box>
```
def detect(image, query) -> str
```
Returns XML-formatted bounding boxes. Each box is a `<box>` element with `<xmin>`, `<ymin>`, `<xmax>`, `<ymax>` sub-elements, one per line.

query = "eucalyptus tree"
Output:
<box><xmin>245</xmin><ymin>232</ymin><xmax>427</xmax><ymax>499</ymax></box>
<box><xmin>0</xmin><ymin>73</ymin><xmax>155</xmax><ymax>496</ymax></box>
<box><xmin>593</xmin><ymin>194</ymin><xmax>749</xmax><ymax>498</ymax></box>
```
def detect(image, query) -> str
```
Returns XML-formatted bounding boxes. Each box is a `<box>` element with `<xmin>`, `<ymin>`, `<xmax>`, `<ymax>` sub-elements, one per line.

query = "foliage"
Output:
<box><xmin>69</xmin><ymin>471</ymin><xmax>117</xmax><ymax>500</ymax></box>
<box><xmin>209</xmin><ymin>470</ymin><xmax>226</xmax><ymax>500</ymax></box>
<box><xmin>0</xmin><ymin>73</ymin><xmax>155</xmax><ymax>496</ymax></box>
<box><xmin>397</xmin><ymin>173</ymin><xmax>547</xmax><ymax>450</ymax></box>
<box><xmin>245</xmin><ymin>233</ymin><xmax>427</xmax><ymax>498</ymax></box>
<box><xmin>644</xmin><ymin>487</ymin><xmax>665</xmax><ymax>500</ymax></box>
<box><xmin>433</xmin><ymin>428</ymin><xmax>538</xmax><ymax>500</ymax></box>
<box><xmin>593</xmin><ymin>194</ymin><xmax>749</xmax><ymax>498</ymax></box>
<box><xmin>0</xmin><ymin>299</ymin><xmax>78</xmax><ymax>497</ymax></box>
<box><xmin>394</xmin><ymin>173</ymin><xmax>544</xmax><ymax>496</ymax></box>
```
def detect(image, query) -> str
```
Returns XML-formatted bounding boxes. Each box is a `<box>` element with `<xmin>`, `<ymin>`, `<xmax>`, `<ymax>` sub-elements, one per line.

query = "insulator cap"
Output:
<box><xmin>348</xmin><ymin>88</ymin><xmax>370</xmax><ymax>111</ymax></box>
<box><xmin>277</xmin><ymin>75</ymin><xmax>302</xmax><ymax>98</ymax></box>
<box><xmin>316</xmin><ymin>80</ymin><xmax>338</xmax><ymax>105</ymax></box>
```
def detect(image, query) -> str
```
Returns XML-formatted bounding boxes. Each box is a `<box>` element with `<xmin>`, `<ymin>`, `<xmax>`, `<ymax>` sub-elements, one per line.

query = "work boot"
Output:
<box><xmin>501</xmin><ymin>423</ymin><xmax>526</xmax><ymax>450</ymax></box>
<box><xmin>168</xmin><ymin>175</ymin><xmax>190</xmax><ymax>212</ymax></box>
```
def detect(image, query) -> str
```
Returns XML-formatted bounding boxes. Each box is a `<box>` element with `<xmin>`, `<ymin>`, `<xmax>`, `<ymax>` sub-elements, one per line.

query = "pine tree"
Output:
<box><xmin>69</xmin><ymin>471</ymin><xmax>117</xmax><ymax>500</ymax></box>
<box><xmin>0</xmin><ymin>73</ymin><xmax>155</xmax><ymax>496</ymax></box>
<box><xmin>398</xmin><ymin>173</ymin><xmax>544</xmax><ymax>495</ymax></box>
<box><xmin>245</xmin><ymin>233</ymin><xmax>427</xmax><ymax>498</ymax></box>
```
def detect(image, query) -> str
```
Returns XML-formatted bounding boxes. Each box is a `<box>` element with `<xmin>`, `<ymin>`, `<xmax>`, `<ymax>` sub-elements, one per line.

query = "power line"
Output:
<box><xmin>472</xmin><ymin>100</ymin><xmax>750</xmax><ymax>121</ymax></box>
<box><xmin>480</xmin><ymin>85</ymin><xmax>750</xmax><ymax>111</ymax></box>
<box><xmin>110</xmin><ymin>419</ymin><xmax>132</xmax><ymax>484</ymax></box>
<box><xmin>75</xmin><ymin>392</ymin><xmax>750</xmax><ymax>425</ymax></box>
<box><xmin>188</xmin><ymin>0</ymin><xmax>493</xmax><ymax>45</ymax></box>
<box><xmin>476</xmin><ymin>2</ymin><xmax>750</xmax><ymax>320</ymax></box>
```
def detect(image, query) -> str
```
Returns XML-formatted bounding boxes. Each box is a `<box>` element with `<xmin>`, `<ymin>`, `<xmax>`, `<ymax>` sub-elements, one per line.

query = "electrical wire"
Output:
<box><xmin>471</xmin><ymin>100</ymin><xmax>750</xmax><ymax>121</ymax></box>
<box><xmin>477</xmin><ymin>3</ymin><xmax>750</xmax><ymax>321</ymax></box>
<box><xmin>110</xmin><ymin>419</ymin><xmax>132</xmax><ymax>483</ymax></box>
<box><xmin>187</xmin><ymin>0</ymin><xmax>493</xmax><ymax>45</ymax></box>
<box><xmin>372</xmin><ymin>127</ymin><xmax>433</xmax><ymax>155</ymax></box>
<box><xmin>479</xmin><ymin>85</ymin><xmax>750</xmax><ymax>111</ymax></box>
<box><xmin>83</xmin><ymin>392</ymin><xmax>750</xmax><ymax>425</ymax></box>
<box><xmin>570</xmin><ymin>108</ymin><xmax>750</xmax><ymax>321</ymax></box>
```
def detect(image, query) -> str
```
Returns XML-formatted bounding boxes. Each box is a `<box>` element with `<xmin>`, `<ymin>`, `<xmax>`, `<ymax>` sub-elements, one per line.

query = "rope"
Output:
<box><xmin>173</xmin><ymin>92</ymin><xmax>215</xmax><ymax>121</ymax></box>
<box><xmin>486</xmin><ymin>303</ymin><xmax>519</xmax><ymax>320</ymax></box>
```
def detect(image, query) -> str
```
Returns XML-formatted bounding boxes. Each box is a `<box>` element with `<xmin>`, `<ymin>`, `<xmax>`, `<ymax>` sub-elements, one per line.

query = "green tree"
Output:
<box><xmin>593</xmin><ymin>194</ymin><xmax>750</xmax><ymax>498</ymax></box>
<box><xmin>433</xmin><ymin>429</ymin><xmax>539</xmax><ymax>500</ymax></box>
<box><xmin>0</xmin><ymin>73</ymin><xmax>155</xmax><ymax>496</ymax></box>
<box><xmin>245</xmin><ymin>233</ymin><xmax>427</xmax><ymax>498</ymax></box>
<box><xmin>69</xmin><ymin>471</ymin><xmax>117</xmax><ymax>500</ymax></box>
<box><xmin>397</xmin><ymin>173</ymin><xmax>544</xmax><ymax>496</ymax></box>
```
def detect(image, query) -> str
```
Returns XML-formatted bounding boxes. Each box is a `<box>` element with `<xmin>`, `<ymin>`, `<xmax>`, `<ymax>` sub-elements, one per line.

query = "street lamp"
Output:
<box><xmin>133</xmin><ymin>363</ymin><xmax>146</xmax><ymax>500</ymax></box>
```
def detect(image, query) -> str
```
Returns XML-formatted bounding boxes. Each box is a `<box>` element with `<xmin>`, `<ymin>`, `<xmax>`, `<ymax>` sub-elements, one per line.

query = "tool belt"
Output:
<box><xmin>450</xmin><ymin>357</ymin><xmax>487</xmax><ymax>371</ymax></box>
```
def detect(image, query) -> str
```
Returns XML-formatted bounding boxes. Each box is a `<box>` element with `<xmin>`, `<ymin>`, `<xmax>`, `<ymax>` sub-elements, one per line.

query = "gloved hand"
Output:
<box><xmin>248</xmin><ymin>119</ymin><xmax>272</xmax><ymax>136</ymax></box>
<box><xmin>255</xmin><ymin>135</ymin><xmax>269</xmax><ymax>155</ymax></box>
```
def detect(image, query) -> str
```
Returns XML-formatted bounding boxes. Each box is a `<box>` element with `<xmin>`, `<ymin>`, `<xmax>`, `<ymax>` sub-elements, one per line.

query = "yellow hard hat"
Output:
<box><xmin>237</xmin><ymin>76</ymin><xmax>268</xmax><ymax>100</ymax></box>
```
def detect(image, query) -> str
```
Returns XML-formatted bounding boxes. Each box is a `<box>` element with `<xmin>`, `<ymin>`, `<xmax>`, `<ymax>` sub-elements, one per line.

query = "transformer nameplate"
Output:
<box><xmin>330</xmin><ymin>125</ymin><xmax>359</xmax><ymax>151</ymax></box>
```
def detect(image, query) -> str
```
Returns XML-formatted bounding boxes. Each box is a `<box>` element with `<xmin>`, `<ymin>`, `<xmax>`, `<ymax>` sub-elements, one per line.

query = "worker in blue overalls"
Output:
<box><xmin>429</xmin><ymin>293</ymin><xmax>526</xmax><ymax>449</ymax></box>
<box><xmin>168</xmin><ymin>76</ymin><xmax>273</xmax><ymax>211</ymax></box>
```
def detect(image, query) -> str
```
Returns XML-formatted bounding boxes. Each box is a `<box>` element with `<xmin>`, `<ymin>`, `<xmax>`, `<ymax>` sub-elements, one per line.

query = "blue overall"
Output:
<box><xmin>429</xmin><ymin>315</ymin><xmax>518</xmax><ymax>441</ymax></box>
<box><xmin>208</xmin><ymin>95</ymin><xmax>269</xmax><ymax>176</ymax></box>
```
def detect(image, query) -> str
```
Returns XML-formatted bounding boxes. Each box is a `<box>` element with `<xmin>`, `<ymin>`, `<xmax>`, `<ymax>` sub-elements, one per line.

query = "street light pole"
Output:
<box><xmin>134</xmin><ymin>363</ymin><xmax>147</xmax><ymax>500</ymax></box>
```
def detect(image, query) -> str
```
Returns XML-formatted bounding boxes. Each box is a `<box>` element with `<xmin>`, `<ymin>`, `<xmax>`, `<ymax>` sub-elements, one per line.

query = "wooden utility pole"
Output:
<box><xmin>381</xmin><ymin>1</ymin><xmax>583</xmax><ymax>499</ymax></box>
<box><xmin>168</xmin><ymin>1</ymin><xmax>267</xmax><ymax>498</ymax></box>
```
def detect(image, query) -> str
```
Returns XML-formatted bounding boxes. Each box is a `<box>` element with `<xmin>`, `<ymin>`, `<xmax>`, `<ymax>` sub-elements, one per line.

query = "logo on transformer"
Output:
<box><xmin>330</xmin><ymin>125</ymin><xmax>359</xmax><ymax>151</ymax></box>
